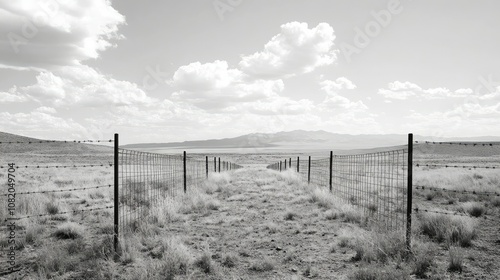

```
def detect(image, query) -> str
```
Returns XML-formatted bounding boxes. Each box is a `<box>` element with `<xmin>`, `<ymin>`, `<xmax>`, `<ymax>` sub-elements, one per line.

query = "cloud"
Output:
<box><xmin>388</xmin><ymin>81</ymin><xmax>421</xmax><ymax>91</ymax></box>
<box><xmin>319</xmin><ymin>77</ymin><xmax>367</xmax><ymax>111</ymax></box>
<box><xmin>170</xmin><ymin>60</ymin><xmax>241</xmax><ymax>91</ymax></box>
<box><xmin>34</xmin><ymin>106</ymin><xmax>56</xmax><ymax>114</ymax></box>
<box><xmin>239</xmin><ymin>22</ymin><xmax>337</xmax><ymax>79</ymax></box>
<box><xmin>0</xmin><ymin>0</ymin><xmax>125</xmax><ymax>70</ymax></box>
<box><xmin>10</xmin><ymin>65</ymin><xmax>154</xmax><ymax>107</ymax></box>
<box><xmin>377</xmin><ymin>88</ymin><xmax>416</xmax><ymax>100</ymax></box>
<box><xmin>0</xmin><ymin>111</ymin><xmax>88</xmax><ymax>138</ymax></box>
<box><xmin>0</xmin><ymin>86</ymin><xmax>29</xmax><ymax>102</ymax></box>
<box><xmin>170</xmin><ymin>60</ymin><xmax>297</xmax><ymax>112</ymax></box>
<box><xmin>378</xmin><ymin>81</ymin><xmax>473</xmax><ymax>100</ymax></box>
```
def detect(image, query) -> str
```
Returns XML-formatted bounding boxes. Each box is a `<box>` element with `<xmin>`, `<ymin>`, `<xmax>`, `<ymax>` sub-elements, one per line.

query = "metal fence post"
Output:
<box><xmin>308</xmin><ymin>156</ymin><xmax>311</xmax><ymax>184</ymax></box>
<box><xmin>218</xmin><ymin>157</ymin><xmax>221</xmax><ymax>173</ymax></box>
<box><xmin>114</xmin><ymin>133</ymin><xmax>119</xmax><ymax>254</ymax></box>
<box><xmin>285</xmin><ymin>159</ymin><xmax>287</xmax><ymax>170</ymax></box>
<box><xmin>329</xmin><ymin>151</ymin><xmax>333</xmax><ymax>192</ymax></box>
<box><xmin>297</xmin><ymin>156</ymin><xmax>300</xmax><ymax>173</ymax></box>
<box><xmin>280</xmin><ymin>161</ymin><xmax>282</xmax><ymax>172</ymax></box>
<box><xmin>289</xmin><ymin>158</ymin><xmax>291</xmax><ymax>168</ymax></box>
<box><xmin>206</xmin><ymin>156</ymin><xmax>208</xmax><ymax>178</ymax></box>
<box><xmin>183</xmin><ymin>151</ymin><xmax>187</xmax><ymax>193</ymax></box>
<box><xmin>214</xmin><ymin>157</ymin><xmax>216</xmax><ymax>172</ymax></box>
<box><xmin>406</xmin><ymin>133</ymin><xmax>413</xmax><ymax>251</ymax></box>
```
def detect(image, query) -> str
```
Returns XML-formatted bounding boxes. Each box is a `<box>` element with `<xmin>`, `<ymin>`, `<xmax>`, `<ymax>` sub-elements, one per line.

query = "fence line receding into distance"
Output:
<box><xmin>1</xmin><ymin>134</ymin><xmax>243</xmax><ymax>256</ymax></box>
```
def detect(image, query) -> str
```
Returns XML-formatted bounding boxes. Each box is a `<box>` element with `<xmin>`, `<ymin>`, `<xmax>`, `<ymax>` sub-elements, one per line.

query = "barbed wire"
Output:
<box><xmin>1</xmin><ymin>184</ymin><xmax>112</xmax><ymax>196</ymax></box>
<box><xmin>415</xmin><ymin>163</ymin><xmax>499</xmax><ymax>169</ymax></box>
<box><xmin>0</xmin><ymin>139</ymin><xmax>114</xmax><ymax>144</ymax></box>
<box><xmin>414</xmin><ymin>185</ymin><xmax>500</xmax><ymax>197</ymax></box>
<box><xmin>0</xmin><ymin>163</ymin><xmax>113</xmax><ymax>169</ymax></box>
<box><xmin>413</xmin><ymin>207</ymin><xmax>489</xmax><ymax>219</ymax></box>
<box><xmin>415</xmin><ymin>141</ymin><xmax>500</xmax><ymax>146</ymax></box>
<box><xmin>4</xmin><ymin>205</ymin><xmax>113</xmax><ymax>221</ymax></box>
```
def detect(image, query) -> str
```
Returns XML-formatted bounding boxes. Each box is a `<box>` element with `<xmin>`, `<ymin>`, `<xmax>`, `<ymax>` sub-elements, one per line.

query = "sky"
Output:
<box><xmin>0</xmin><ymin>0</ymin><xmax>499</xmax><ymax>145</ymax></box>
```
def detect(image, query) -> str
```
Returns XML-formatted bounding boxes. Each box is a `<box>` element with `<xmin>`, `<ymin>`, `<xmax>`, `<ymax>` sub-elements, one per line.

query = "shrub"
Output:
<box><xmin>249</xmin><ymin>257</ymin><xmax>274</xmax><ymax>272</ymax></box>
<box><xmin>412</xmin><ymin>244</ymin><xmax>436</xmax><ymax>278</ymax></box>
<box><xmin>325</xmin><ymin>210</ymin><xmax>339</xmax><ymax>220</ymax></box>
<box><xmin>418</xmin><ymin>214</ymin><xmax>477</xmax><ymax>247</ymax></box>
<box><xmin>284</xmin><ymin>211</ymin><xmax>298</xmax><ymax>221</ymax></box>
<box><xmin>492</xmin><ymin>197</ymin><xmax>500</xmax><ymax>207</ymax></box>
<box><xmin>460</xmin><ymin>202</ymin><xmax>486</xmax><ymax>217</ymax></box>
<box><xmin>195</xmin><ymin>251</ymin><xmax>214</xmax><ymax>274</ymax></box>
<box><xmin>448</xmin><ymin>247</ymin><xmax>464</xmax><ymax>272</ymax></box>
<box><xmin>53</xmin><ymin>222</ymin><xmax>84</xmax><ymax>240</ymax></box>
<box><xmin>351</xmin><ymin>231</ymin><xmax>407</xmax><ymax>264</ymax></box>
<box><xmin>221</xmin><ymin>253</ymin><xmax>238</xmax><ymax>268</ymax></box>
<box><xmin>46</xmin><ymin>201</ymin><xmax>60</xmax><ymax>215</ymax></box>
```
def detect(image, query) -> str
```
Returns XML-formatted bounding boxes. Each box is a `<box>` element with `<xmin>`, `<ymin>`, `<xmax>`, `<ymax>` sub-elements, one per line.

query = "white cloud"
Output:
<box><xmin>0</xmin><ymin>111</ymin><xmax>88</xmax><ymax>139</ymax></box>
<box><xmin>0</xmin><ymin>86</ymin><xmax>29</xmax><ymax>102</ymax></box>
<box><xmin>239</xmin><ymin>22</ymin><xmax>337</xmax><ymax>79</ymax></box>
<box><xmin>34</xmin><ymin>106</ymin><xmax>56</xmax><ymax>114</ymax></box>
<box><xmin>320</xmin><ymin>77</ymin><xmax>356</xmax><ymax>91</ymax></box>
<box><xmin>388</xmin><ymin>81</ymin><xmax>421</xmax><ymax>91</ymax></box>
<box><xmin>0</xmin><ymin>0</ymin><xmax>125</xmax><ymax>70</ymax></box>
<box><xmin>378</xmin><ymin>81</ymin><xmax>473</xmax><ymax>100</ymax></box>
<box><xmin>319</xmin><ymin>78</ymin><xmax>367</xmax><ymax>111</ymax></box>
<box><xmin>11</xmin><ymin>65</ymin><xmax>154</xmax><ymax>108</ymax></box>
<box><xmin>377</xmin><ymin>88</ymin><xmax>416</xmax><ymax>100</ymax></box>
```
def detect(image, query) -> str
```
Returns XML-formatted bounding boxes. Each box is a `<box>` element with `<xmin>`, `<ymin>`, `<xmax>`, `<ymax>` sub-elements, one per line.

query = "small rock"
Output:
<box><xmin>291</xmin><ymin>268</ymin><xmax>298</xmax><ymax>272</ymax></box>
<box><xmin>276</xmin><ymin>247</ymin><xmax>282</xmax><ymax>251</ymax></box>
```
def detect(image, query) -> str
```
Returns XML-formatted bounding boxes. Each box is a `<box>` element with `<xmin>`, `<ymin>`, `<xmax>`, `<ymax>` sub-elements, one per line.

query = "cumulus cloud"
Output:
<box><xmin>0</xmin><ymin>0</ymin><xmax>125</xmax><ymax>70</ymax></box>
<box><xmin>11</xmin><ymin>65</ymin><xmax>154</xmax><ymax>107</ymax></box>
<box><xmin>239</xmin><ymin>22</ymin><xmax>337</xmax><ymax>79</ymax></box>
<box><xmin>0</xmin><ymin>86</ymin><xmax>29</xmax><ymax>102</ymax></box>
<box><xmin>0</xmin><ymin>111</ymin><xmax>89</xmax><ymax>139</ymax></box>
<box><xmin>319</xmin><ymin>77</ymin><xmax>367</xmax><ymax>111</ymax></box>
<box><xmin>378</xmin><ymin>81</ymin><xmax>473</xmax><ymax>100</ymax></box>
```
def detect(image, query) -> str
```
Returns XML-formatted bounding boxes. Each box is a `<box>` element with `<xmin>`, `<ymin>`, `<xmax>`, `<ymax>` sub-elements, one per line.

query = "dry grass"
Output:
<box><xmin>459</xmin><ymin>201</ymin><xmax>486</xmax><ymax>217</ymax></box>
<box><xmin>417</xmin><ymin>213</ymin><xmax>477</xmax><ymax>247</ymax></box>
<box><xmin>52</xmin><ymin>222</ymin><xmax>84</xmax><ymax>240</ymax></box>
<box><xmin>249</xmin><ymin>257</ymin><xmax>275</xmax><ymax>272</ymax></box>
<box><xmin>448</xmin><ymin>246</ymin><xmax>464</xmax><ymax>272</ymax></box>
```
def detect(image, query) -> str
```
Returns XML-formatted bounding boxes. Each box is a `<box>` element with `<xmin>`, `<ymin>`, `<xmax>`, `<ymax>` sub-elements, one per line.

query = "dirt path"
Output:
<box><xmin>169</xmin><ymin>166</ymin><xmax>357</xmax><ymax>279</ymax></box>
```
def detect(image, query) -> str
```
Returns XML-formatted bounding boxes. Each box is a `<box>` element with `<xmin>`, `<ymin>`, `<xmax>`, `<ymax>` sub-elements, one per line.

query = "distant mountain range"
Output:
<box><xmin>2</xmin><ymin>130</ymin><xmax>500</xmax><ymax>154</ymax></box>
<box><xmin>121</xmin><ymin>130</ymin><xmax>500</xmax><ymax>151</ymax></box>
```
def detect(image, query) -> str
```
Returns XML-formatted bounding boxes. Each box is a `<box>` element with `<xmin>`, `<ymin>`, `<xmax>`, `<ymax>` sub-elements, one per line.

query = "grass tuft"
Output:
<box><xmin>249</xmin><ymin>257</ymin><xmax>275</xmax><ymax>272</ymax></box>
<box><xmin>418</xmin><ymin>213</ymin><xmax>477</xmax><ymax>247</ymax></box>
<box><xmin>194</xmin><ymin>251</ymin><xmax>215</xmax><ymax>274</ymax></box>
<box><xmin>448</xmin><ymin>246</ymin><xmax>464</xmax><ymax>272</ymax></box>
<box><xmin>53</xmin><ymin>222</ymin><xmax>84</xmax><ymax>240</ymax></box>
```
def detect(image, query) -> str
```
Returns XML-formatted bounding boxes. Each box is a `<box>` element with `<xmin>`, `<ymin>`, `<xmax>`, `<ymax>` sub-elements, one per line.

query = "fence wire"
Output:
<box><xmin>331</xmin><ymin>150</ymin><xmax>408</xmax><ymax>231</ymax></box>
<box><xmin>118</xmin><ymin>149</ymin><xmax>243</xmax><ymax>236</ymax></box>
<box><xmin>267</xmin><ymin>149</ymin><xmax>408</xmax><ymax>231</ymax></box>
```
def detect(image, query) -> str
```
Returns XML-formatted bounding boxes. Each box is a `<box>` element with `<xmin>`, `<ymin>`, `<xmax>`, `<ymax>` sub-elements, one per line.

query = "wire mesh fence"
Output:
<box><xmin>332</xmin><ymin>150</ymin><xmax>408</xmax><ymax>231</ymax></box>
<box><xmin>1</xmin><ymin>134</ymin><xmax>243</xmax><ymax>259</ymax></box>
<box><xmin>267</xmin><ymin>149</ymin><xmax>409</xmax><ymax>232</ymax></box>
<box><xmin>116</xmin><ymin>148</ymin><xmax>243</xmax><ymax>241</ymax></box>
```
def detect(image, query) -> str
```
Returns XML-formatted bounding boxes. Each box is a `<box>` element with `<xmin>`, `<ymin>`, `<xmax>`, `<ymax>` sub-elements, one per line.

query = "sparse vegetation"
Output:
<box><xmin>417</xmin><ymin>213</ymin><xmax>477</xmax><ymax>247</ymax></box>
<box><xmin>53</xmin><ymin>222</ymin><xmax>84</xmax><ymax>239</ymax></box>
<box><xmin>448</xmin><ymin>246</ymin><xmax>464</xmax><ymax>272</ymax></box>
<box><xmin>249</xmin><ymin>257</ymin><xmax>275</xmax><ymax>272</ymax></box>
<box><xmin>2</xmin><ymin>144</ymin><xmax>499</xmax><ymax>279</ymax></box>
